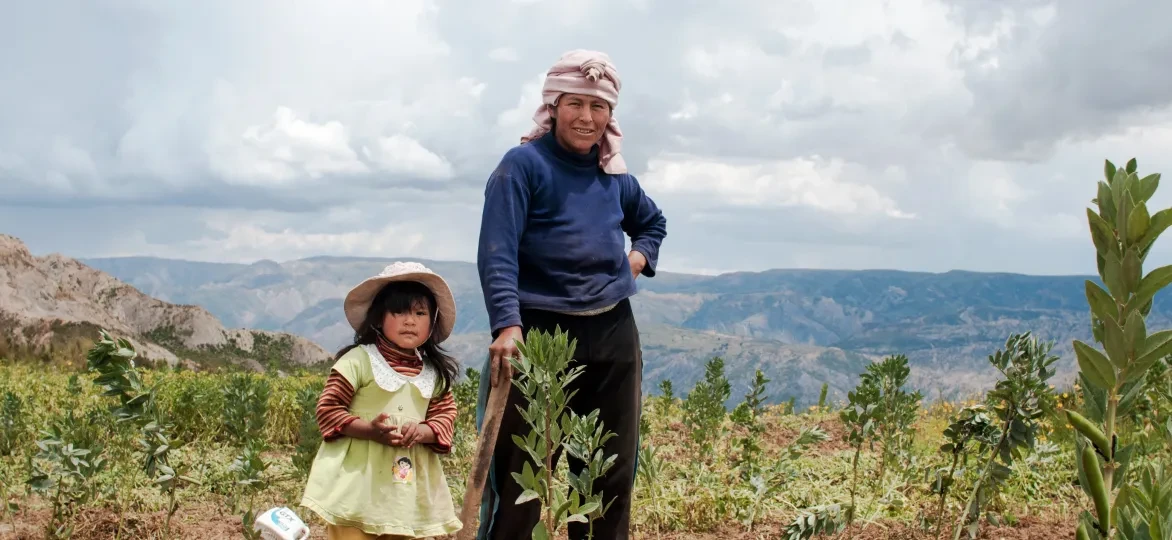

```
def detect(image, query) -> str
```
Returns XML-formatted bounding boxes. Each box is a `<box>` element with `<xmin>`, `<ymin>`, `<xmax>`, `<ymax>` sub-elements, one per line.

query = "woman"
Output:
<box><xmin>474</xmin><ymin>49</ymin><xmax>668</xmax><ymax>540</ymax></box>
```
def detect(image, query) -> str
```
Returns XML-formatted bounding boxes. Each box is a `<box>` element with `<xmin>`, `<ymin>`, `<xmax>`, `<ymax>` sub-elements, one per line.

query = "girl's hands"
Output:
<box><xmin>372</xmin><ymin>413</ymin><xmax>394</xmax><ymax>433</ymax></box>
<box><xmin>368</xmin><ymin>415</ymin><xmax>435</xmax><ymax>448</ymax></box>
<box><xmin>388</xmin><ymin>422</ymin><xmax>435</xmax><ymax>448</ymax></box>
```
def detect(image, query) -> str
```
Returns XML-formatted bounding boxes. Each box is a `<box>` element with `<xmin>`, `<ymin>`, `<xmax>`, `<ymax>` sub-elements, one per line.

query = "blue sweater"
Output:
<box><xmin>477</xmin><ymin>131</ymin><xmax>668</xmax><ymax>334</ymax></box>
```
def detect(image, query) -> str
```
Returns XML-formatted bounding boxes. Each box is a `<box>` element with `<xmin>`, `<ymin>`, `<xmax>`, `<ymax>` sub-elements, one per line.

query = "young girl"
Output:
<box><xmin>301</xmin><ymin>262</ymin><xmax>463</xmax><ymax>539</ymax></box>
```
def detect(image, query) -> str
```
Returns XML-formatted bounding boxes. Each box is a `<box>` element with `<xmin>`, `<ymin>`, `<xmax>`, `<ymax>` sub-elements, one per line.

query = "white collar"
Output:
<box><xmin>361</xmin><ymin>343</ymin><xmax>437</xmax><ymax>399</ymax></box>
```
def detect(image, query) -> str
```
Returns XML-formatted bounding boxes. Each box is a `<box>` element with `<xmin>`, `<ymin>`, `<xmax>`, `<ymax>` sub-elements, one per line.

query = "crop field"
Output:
<box><xmin>0</xmin><ymin>334</ymin><xmax>1167</xmax><ymax>540</ymax></box>
<box><xmin>0</xmin><ymin>159</ymin><xmax>1169</xmax><ymax>540</ymax></box>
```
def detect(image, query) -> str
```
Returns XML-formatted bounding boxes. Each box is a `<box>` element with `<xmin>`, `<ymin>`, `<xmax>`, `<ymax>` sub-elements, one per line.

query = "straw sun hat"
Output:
<box><xmin>343</xmin><ymin>261</ymin><xmax>457</xmax><ymax>344</ymax></box>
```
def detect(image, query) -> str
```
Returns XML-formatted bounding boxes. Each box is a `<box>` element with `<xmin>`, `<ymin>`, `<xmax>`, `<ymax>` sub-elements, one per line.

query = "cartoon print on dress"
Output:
<box><xmin>392</xmin><ymin>456</ymin><xmax>413</xmax><ymax>483</ymax></box>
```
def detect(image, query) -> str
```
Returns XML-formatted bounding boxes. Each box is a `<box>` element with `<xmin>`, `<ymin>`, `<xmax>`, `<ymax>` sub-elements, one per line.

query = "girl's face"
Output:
<box><xmin>381</xmin><ymin>299</ymin><xmax>432</xmax><ymax>350</ymax></box>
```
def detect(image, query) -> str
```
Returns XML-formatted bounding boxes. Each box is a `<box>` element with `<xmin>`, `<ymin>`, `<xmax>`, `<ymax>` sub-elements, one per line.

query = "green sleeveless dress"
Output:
<box><xmin>300</xmin><ymin>345</ymin><xmax>463</xmax><ymax>537</ymax></box>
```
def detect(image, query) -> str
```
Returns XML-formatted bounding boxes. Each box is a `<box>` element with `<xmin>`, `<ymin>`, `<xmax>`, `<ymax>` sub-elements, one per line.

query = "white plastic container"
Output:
<box><xmin>253</xmin><ymin>507</ymin><xmax>311</xmax><ymax>540</ymax></box>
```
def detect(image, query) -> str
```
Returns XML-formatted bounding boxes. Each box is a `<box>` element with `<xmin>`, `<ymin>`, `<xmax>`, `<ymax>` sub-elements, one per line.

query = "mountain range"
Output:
<box><xmin>0</xmin><ymin>235</ymin><xmax>332</xmax><ymax>371</ymax></box>
<box><xmin>77</xmin><ymin>250</ymin><xmax>1172</xmax><ymax>407</ymax></box>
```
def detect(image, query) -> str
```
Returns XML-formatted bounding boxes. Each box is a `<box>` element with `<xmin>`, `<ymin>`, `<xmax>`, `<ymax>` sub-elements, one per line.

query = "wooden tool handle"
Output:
<box><xmin>456</xmin><ymin>369</ymin><xmax>512</xmax><ymax>540</ymax></box>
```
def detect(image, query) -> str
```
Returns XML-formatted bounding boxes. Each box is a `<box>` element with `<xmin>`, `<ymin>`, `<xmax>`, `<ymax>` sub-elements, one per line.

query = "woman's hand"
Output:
<box><xmin>488</xmin><ymin>326</ymin><xmax>522</xmax><ymax>387</ymax></box>
<box><xmin>628</xmin><ymin>250</ymin><xmax>647</xmax><ymax>278</ymax></box>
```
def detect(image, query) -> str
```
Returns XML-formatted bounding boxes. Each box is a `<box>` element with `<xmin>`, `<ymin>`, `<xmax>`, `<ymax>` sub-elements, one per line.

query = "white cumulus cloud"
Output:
<box><xmin>640</xmin><ymin>155</ymin><xmax>915</xmax><ymax>219</ymax></box>
<box><xmin>362</xmin><ymin>134</ymin><xmax>455</xmax><ymax>181</ymax></box>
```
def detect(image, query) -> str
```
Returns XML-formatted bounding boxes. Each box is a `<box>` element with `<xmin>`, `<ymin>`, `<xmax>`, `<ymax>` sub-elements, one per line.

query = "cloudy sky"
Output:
<box><xmin>3</xmin><ymin>0</ymin><xmax>1171</xmax><ymax>276</ymax></box>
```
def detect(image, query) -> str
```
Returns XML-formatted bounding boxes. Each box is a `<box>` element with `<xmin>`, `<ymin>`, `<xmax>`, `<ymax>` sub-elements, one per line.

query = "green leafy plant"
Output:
<box><xmin>86</xmin><ymin>330</ymin><xmax>192</xmax><ymax>538</ymax></box>
<box><xmin>0</xmin><ymin>384</ymin><xmax>23</xmax><ymax>526</ymax></box>
<box><xmin>230</xmin><ymin>438</ymin><xmax>271</xmax><ymax>540</ymax></box>
<box><xmin>1114</xmin><ymin>463</ymin><xmax>1171</xmax><ymax>539</ymax></box>
<box><xmin>214</xmin><ymin>371</ymin><xmax>275</xmax><ymax>537</ymax></box>
<box><xmin>561</xmin><ymin>408</ymin><xmax>618</xmax><ymax>539</ymax></box>
<box><xmin>818</xmin><ymin>382</ymin><xmax>829</xmax><ymax>410</ymax></box>
<box><xmin>839</xmin><ymin>370</ymin><xmax>880</xmax><ymax>532</ymax></box>
<box><xmin>952</xmin><ymin>332</ymin><xmax>1057</xmax><ymax>540</ymax></box>
<box><xmin>658</xmin><ymin>380</ymin><xmax>674</xmax><ymax>402</ymax></box>
<box><xmin>655</xmin><ymin>379</ymin><xmax>676</xmax><ymax>423</ymax></box>
<box><xmin>836</xmin><ymin>355</ymin><xmax>920</xmax><ymax>533</ymax></box>
<box><xmin>635</xmin><ymin>441</ymin><xmax>670</xmax><ymax>536</ymax></box>
<box><xmin>292</xmin><ymin>382</ymin><xmax>323</xmax><ymax>477</ymax></box>
<box><xmin>222</xmin><ymin>372</ymin><xmax>271</xmax><ymax>445</ymax></box>
<box><xmin>1121</xmin><ymin>356</ymin><xmax>1171</xmax><ymax>468</ymax></box>
<box><xmin>862</xmin><ymin>354</ymin><xmax>922</xmax><ymax>485</ymax></box>
<box><xmin>782</xmin><ymin>503</ymin><xmax>848</xmax><ymax>539</ymax></box>
<box><xmin>508</xmin><ymin>327</ymin><xmax>618</xmax><ymax>540</ymax></box>
<box><xmin>0</xmin><ymin>390</ymin><xmax>24</xmax><ymax>457</ymax></box>
<box><xmin>931</xmin><ymin>405</ymin><xmax>999</xmax><ymax>539</ymax></box>
<box><xmin>739</xmin><ymin>425</ymin><xmax>828</xmax><ymax>530</ymax></box>
<box><xmin>26</xmin><ymin>412</ymin><xmax>108</xmax><ymax>539</ymax></box>
<box><xmin>730</xmin><ymin>369</ymin><xmax>770</xmax><ymax>482</ymax></box>
<box><xmin>1069</xmin><ymin>158</ymin><xmax>1172</xmax><ymax>540</ymax></box>
<box><xmin>682</xmin><ymin>356</ymin><xmax>731</xmax><ymax>458</ymax></box>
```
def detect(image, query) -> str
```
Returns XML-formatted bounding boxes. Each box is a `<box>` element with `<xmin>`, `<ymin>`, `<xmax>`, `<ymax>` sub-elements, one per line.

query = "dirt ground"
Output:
<box><xmin>0</xmin><ymin>507</ymin><xmax>1074</xmax><ymax>540</ymax></box>
<box><xmin>626</xmin><ymin>515</ymin><xmax>1074</xmax><ymax>540</ymax></box>
<box><xmin>826</xmin><ymin>515</ymin><xmax>1074</xmax><ymax>540</ymax></box>
<box><xmin>660</xmin><ymin>415</ymin><xmax>853</xmax><ymax>457</ymax></box>
<box><xmin>764</xmin><ymin>417</ymin><xmax>854</xmax><ymax>454</ymax></box>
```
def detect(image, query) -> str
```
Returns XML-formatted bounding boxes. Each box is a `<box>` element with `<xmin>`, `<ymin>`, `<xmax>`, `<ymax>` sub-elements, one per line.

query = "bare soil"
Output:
<box><xmin>0</xmin><ymin>507</ymin><xmax>1074</xmax><ymax>540</ymax></box>
<box><xmin>760</xmin><ymin>417</ymin><xmax>854</xmax><ymax>454</ymax></box>
<box><xmin>634</xmin><ymin>514</ymin><xmax>1074</xmax><ymax>540</ymax></box>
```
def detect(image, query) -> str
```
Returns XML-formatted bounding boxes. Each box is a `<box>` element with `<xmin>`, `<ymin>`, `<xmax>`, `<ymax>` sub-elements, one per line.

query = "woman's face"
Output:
<box><xmin>381</xmin><ymin>300</ymin><xmax>431</xmax><ymax>350</ymax></box>
<box><xmin>552</xmin><ymin>93</ymin><xmax>611</xmax><ymax>154</ymax></box>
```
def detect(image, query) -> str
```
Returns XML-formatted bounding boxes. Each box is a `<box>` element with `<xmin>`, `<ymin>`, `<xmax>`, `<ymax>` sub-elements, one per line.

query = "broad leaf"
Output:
<box><xmin>1128</xmin><ymin>203</ymin><xmax>1152</xmax><ymax>245</ymax></box>
<box><xmin>1129</xmin><ymin>337</ymin><xmax>1172</xmax><ymax>383</ymax></box>
<box><xmin>1104</xmin><ymin>251</ymin><xmax>1128</xmax><ymax>300</ymax></box>
<box><xmin>1074</xmin><ymin>340</ymin><xmax>1116</xmax><ymax>390</ymax></box>
<box><xmin>577</xmin><ymin>501</ymin><xmax>600</xmax><ymax>516</ymax></box>
<box><xmin>1117</xmin><ymin>191</ymin><xmax>1136</xmax><ymax>246</ymax></box>
<box><xmin>1132</xmin><ymin>265</ymin><xmax>1172</xmax><ymax>311</ymax></box>
<box><xmin>516</xmin><ymin>489</ymin><xmax>541</xmax><ymax>505</ymax></box>
<box><xmin>1089</xmin><ymin>209</ymin><xmax>1119</xmax><ymax>259</ymax></box>
<box><xmin>1136</xmin><ymin>173</ymin><xmax>1161</xmax><ymax>203</ymax></box>
<box><xmin>1123</xmin><ymin>310</ymin><xmax>1148</xmax><ymax>361</ymax></box>
<box><xmin>1123</xmin><ymin>248</ymin><xmax>1143</xmax><ymax>294</ymax></box>
<box><xmin>1079</xmin><ymin>373</ymin><xmax>1108</xmax><ymax>422</ymax></box>
<box><xmin>1102</xmin><ymin>314</ymin><xmax>1130</xmax><ymax>370</ymax></box>
<box><xmin>1113</xmin><ymin>169</ymin><xmax>1130</xmax><ymax>211</ymax></box>
<box><xmin>1139</xmin><ymin>208</ymin><xmax>1172</xmax><ymax>253</ymax></box>
<box><xmin>1118</xmin><ymin>378</ymin><xmax>1149</xmax><ymax>416</ymax></box>
<box><xmin>1085</xmin><ymin>281</ymin><xmax>1120</xmax><ymax>323</ymax></box>
<box><xmin>1099</xmin><ymin>182</ymin><xmax>1118</xmax><ymax>224</ymax></box>
<box><xmin>1140</xmin><ymin>329</ymin><xmax>1172</xmax><ymax>359</ymax></box>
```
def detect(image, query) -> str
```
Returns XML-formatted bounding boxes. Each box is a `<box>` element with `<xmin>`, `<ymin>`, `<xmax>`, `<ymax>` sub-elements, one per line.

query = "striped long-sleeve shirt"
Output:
<box><xmin>315</xmin><ymin>336</ymin><xmax>457</xmax><ymax>454</ymax></box>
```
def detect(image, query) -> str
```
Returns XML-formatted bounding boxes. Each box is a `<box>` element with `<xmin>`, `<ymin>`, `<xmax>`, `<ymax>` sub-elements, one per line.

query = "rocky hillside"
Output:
<box><xmin>82</xmin><ymin>253</ymin><xmax>1172</xmax><ymax>406</ymax></box>
<box><xmin>0</xmin><ymin>235</ymin><xmax>331</xmax><ymax>371</ymax></box>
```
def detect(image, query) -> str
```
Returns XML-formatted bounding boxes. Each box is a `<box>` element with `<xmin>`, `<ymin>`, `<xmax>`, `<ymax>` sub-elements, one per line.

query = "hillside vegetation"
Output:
<box><xmin>0</xmin><ymin>333</ymin><xmax>1166</xmax><ymax>539</ymax></box>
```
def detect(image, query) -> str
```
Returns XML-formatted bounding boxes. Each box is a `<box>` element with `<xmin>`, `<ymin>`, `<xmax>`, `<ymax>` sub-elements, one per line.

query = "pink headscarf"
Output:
<box><xmin>521</xmin><ymin>49</ymin><xmax>627</xmax><ymax>174</ymax></box>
